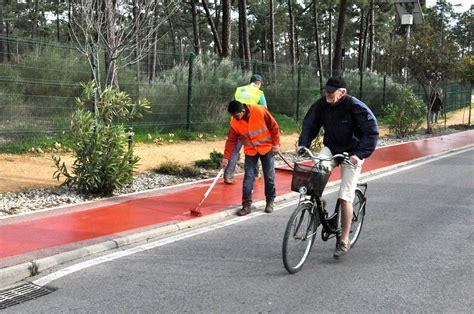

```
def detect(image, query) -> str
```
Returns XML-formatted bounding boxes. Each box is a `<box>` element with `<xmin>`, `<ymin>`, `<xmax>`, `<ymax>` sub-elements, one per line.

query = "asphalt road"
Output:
<box><xmin>5</xmin><ymin>149</ymin><xmax>474</xmax><ymax>312</ymax></box>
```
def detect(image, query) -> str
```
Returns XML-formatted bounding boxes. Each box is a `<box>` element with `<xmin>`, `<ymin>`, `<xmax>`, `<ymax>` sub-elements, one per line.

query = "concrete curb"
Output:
<box><xmin>1</xmin><ymin>143</ymin><xmax>473</xmax><ymax>288</ymax></box>
<box><xmin>0</xmin><ymin>192</ymin><xmax>297</xmax><ymax>288</ymax></box>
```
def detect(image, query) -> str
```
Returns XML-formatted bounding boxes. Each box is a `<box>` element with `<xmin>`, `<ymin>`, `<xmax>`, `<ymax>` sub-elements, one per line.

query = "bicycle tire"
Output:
<box><xmin>282</xmin><ymin>202</ymin><xmax>318</xmax><ymax>274</ymax></box>
<box><xmin>349</xmin><ymin>189</ymin><xmax>365</xmax><ymax>247</ymax></box>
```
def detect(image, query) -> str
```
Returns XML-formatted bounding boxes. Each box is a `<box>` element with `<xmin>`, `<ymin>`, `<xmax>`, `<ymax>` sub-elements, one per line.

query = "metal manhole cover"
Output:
<box><xmin>0</xmin><ymin>283</ymin><xmax>56</xmax><ymax>309</ymax></box>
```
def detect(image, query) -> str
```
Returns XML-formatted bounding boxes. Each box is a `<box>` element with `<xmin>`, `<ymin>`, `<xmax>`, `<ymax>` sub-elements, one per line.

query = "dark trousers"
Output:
<box><xmin>242</xmin><ymin>152</ymin><xmax>275</xmax><ymax>205</ymax></box>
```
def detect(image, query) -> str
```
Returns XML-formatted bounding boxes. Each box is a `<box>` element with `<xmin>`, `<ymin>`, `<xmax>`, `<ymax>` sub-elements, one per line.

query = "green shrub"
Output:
<box><xmin>52</xmin><ymin>81</ymin><xmax>151</xmax><ymax>195</ymax></box>
<box><xmin>155</xmin><ymin>160</ymin><xmax>182</xmax><ymax>175</ymax></box>
<box><xmin>195</xmin><ymin>150</ymin><xmax>223</xmax><ymax>169</ymax></box>
<box><xmin>195</xmin><ymin>159</ymin><xmax>218</xmax><ymax>169</ymax></box>
<box><xmin>180</xmin><ymin>165</ymin><xmax>202</xmax><ymax>177</ymax></box>
<box><xmin>154</xmin><ymin>161</ymin><xmax>201</xmax><ymax>177</ymax></box>
<box><xmin>385</xmin><ymin>86</ymin><xmax>426</xmax><ymax>138</ymax></box>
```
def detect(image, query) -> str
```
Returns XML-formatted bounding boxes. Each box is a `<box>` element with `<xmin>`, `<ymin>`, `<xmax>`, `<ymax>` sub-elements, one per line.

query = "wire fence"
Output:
<box><xmin>0</xmin><ymin>35</ymin><xmax>471</xmax><ymax>146</ymax></box>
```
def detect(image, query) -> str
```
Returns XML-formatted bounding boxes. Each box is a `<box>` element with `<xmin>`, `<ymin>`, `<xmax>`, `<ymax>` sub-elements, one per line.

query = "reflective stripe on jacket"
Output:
<box><xmin>234</xmin><ymin>84</ymin><xmax>263</xmax><ymax>105</ymax></box>
<box><xmin>230</xmin><ymin>104</ymin><xmax>273</xmax><ymax>156</ymax></box>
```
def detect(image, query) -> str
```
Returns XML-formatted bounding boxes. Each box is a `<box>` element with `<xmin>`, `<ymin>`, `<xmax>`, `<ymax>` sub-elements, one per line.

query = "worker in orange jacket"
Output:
<box><xmin>221</xmin><ymin>100</ymin><xmax>280</xmax><ymax>216</ymax></box>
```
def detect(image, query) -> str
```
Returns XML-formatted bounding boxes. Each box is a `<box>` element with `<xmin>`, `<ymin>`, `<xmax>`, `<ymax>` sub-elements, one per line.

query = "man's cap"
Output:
<box><xmin>324</xmin><ymin>76</ymin><xmax>346</xmax><ymax>92</ymax></box>
<box><xmin>250</xmin><ymin>74</ymin><xmax>264</xmax><ymax>83</ymax></box>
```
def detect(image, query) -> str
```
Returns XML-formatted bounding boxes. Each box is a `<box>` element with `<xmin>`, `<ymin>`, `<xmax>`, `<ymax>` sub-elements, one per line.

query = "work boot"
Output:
<box><xmin>333</xmin><ymin>241</ymin><xmax>350</xmax><ymax>259</ymax></box>
<box><xmin>224</xmin><ymin>176</ymin><xmax>235</xmax><ymax>184</ymax></box>
<box><xmin>264</xmin><ymin>200</ymin><xmax>274</xmax><ymax>213</ymax></box>
<box><xmin>237</xmin><ymin>202</ymin><xmax>253</xmax><ymax>216</ymax></box>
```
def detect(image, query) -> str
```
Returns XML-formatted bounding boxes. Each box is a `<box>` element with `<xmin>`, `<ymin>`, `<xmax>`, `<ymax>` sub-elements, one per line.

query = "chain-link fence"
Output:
<box><xmin>0</xmin><ymin>35</ymin><xmax>471</xmax><ymax>147</ymax></box>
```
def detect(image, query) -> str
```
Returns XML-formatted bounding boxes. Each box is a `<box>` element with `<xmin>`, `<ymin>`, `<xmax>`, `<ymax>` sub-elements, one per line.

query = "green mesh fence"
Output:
<box><xmin>0</xmin><ymin>35</ymin><xmax>471</xmax><ymax>148</ymax></box>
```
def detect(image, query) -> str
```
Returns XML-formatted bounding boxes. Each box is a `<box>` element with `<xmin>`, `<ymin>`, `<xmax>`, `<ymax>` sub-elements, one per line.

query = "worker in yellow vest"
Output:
<box><xmin>224</xmin><ymin>74</ymin><xmax>267</xmax><ymax>184</ymax></box>
<box><xmin>221</xmin><ymin>100</ymin><xmax>280</xmax><ymax>216</ymax></box>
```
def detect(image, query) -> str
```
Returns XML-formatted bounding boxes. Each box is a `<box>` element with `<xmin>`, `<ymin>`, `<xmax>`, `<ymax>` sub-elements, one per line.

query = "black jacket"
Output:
<box><xmin>430</xmin><ymin>95</ymin><xmax>443</xmax><ymax>112</ymax></box>
<box><xmin>298</xmin><ymin>95</ymin><xmax>379</xmax><ymax>159</ymax></box>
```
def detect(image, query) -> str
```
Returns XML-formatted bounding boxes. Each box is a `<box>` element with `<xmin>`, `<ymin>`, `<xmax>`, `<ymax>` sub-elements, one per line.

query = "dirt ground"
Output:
<box><xmin>0</xmin><ymin>108</ymin><xmax>472</xmax><ymax>194</ymax></box>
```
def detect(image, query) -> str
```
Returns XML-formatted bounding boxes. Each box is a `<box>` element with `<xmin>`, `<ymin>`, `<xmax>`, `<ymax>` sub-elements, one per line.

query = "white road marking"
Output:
<box><xmin>33</xmin><ymin>146</ymin><xmax>473</xmax><ymax>287</ymax></box>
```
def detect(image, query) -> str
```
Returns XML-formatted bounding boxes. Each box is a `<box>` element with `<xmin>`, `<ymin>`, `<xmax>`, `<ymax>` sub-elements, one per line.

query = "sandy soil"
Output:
<box><xmin>0</xmin><ymin>108</ymin><xmax>471</xmax><ymax>194</ymax></box>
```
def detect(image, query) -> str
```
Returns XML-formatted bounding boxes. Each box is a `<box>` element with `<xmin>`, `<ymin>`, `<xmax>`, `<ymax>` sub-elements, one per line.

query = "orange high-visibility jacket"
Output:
<box><xmin>230</xmin><ymin>104</ymin><xmax>273</xmax><ymax>156</ymax></box>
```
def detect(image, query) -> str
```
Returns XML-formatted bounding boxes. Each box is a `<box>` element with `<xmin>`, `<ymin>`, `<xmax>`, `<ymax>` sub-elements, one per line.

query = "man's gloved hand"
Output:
<box><xmin>271</xmin><ymin>145</ymin><xmax>280</xmax><ymax>156</ymax></box>
<box><xmin>220</xmin><ymin>158</ymin><xmax>229</xmax><ymax>169</ymax></box>
<box><xmin>296</xmin><ymin>146</ymin><xmax>307</xmax><ymax>156</ymax></box>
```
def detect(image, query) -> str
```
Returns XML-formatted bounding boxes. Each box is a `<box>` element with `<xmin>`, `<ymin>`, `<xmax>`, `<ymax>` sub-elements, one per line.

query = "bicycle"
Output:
<box><xmin>282</xmin><ymin>147</ymin><xmax>368</xmax><ymax>274</ymax></box>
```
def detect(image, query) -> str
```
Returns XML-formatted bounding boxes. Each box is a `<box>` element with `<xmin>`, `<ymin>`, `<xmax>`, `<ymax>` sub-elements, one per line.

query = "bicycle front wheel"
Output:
<box><xmin>282</xmin><ymin>202</ymin><xmax>318</xmax><ymax>274</ymax></box>
<box><xmin>349</xmin><ymin>189</ymin><xmax>365</xmax><ymax>247</ymax></box>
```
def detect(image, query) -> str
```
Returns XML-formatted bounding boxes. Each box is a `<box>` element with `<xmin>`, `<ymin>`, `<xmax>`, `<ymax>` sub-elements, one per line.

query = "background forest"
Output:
<box><xmin>0</xmin><ymin>0</ymin><xmax>472</xmax><ymax>145</ymax></box>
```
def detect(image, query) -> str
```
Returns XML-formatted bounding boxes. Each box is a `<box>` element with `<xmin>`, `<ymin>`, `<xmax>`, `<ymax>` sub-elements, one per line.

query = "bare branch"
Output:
<box><xmin>68</xmin><ymin>0</ymin><xmax>181</xmax><ymax>90</ymax></box>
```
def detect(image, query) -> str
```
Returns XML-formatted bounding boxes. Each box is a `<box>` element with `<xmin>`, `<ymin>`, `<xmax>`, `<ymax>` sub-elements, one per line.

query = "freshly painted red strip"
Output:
<box><xmin>0</xmin><ymin>131</ymin><xmax>473</xmax><ymax>259</ymax></box>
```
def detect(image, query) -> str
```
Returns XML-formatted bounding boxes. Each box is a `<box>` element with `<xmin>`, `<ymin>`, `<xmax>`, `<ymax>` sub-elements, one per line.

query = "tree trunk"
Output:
<box><xmin>149</xmin><ymin>3</ymin><xmax>159</xmax><ymax>82</ymax></box>
<box><xmin>367</xmin><ymin>0</ymin><xmax>375</xmax><ymax>71</ymax></box>
<box><xmin>269</xmin><ymin>0</ymin><xmax>276</xmax><ymax>68</ymax></box>
<box><xmin>242</xmin><ymin>0</ymin><xmax>251</xmax><ymax>69</ymax></box>
<box><xmin>295</xmin><ymin>26</ymin><xmax>300</xmax><ymax>64</ymax></box>
<box><xmin>6</xmin><ymin>19</ymin><xmax>10</xmax><ymax>63</ymax></box>
<box><xmin>237</xmin><ymin>0</ymin><xmax>250</xmax><ymax>69</ymax></box>
<box><xmin>358</xmin><ymin>9</ymin><xmax>364</xmax><ymax>71</ymax></box>
<box><xmin>190</xmin><ymin>0</ymin><xmax>202</xmax><ymax>55</ymax></box>
<box><xmin>238</xmin><ymin>0</ymin><xmax>244</xmax><ymax>62</ymax></box>
<box><xmin>32</xmin><ymin>0</ymin><xmax>39</xmax><ymax>38</ymax></box>
<box><xmin>132</xmin><ymin>0</ymin><xmax>139</xmax><ymax>81</ymax></box>
<box><xmin>0</xmin><ymin>0</ymin><xmax>4</xmax><ymax>63</ymax></box>
<box><xmin>312</xmin><ymin>0</ymin><xmax>323</xmax><ymax>90</ymax></box>
<box><xmin>214</xmin><ymin>0</ymin><xmax>220</xmax><ymax>37</ymax></box>
<box><xmin>288</xmin><ymin>0</ymin><xmax>296</xmax><ymax>70</ymax></box>
<box><xmin>55</xmin><ymin>0</ymin><xmax>60</xmax><ymax>41</ymax></box>
<box><xmin>328</xmin><ymin>11</ymin><xmax>332</xmax><ymax>77</ymax></box>
<box><xmin>104</xmin><ymin>0</ymin><xmax>119</xmax><ymax>91</ymax></box>
<box><xmin>67</xmin><ymin>0</ymin><xmax>72</xmax><ymax>42</ymax></box>
<box><xmin>202</xmin><ymin>0</ymin><xmax>222</xmax><ymax>56</ymax></box>
<box><xmin>361</xmin><ymin>9</ymin><xmax>370</xmax><ymax>70</ymax></box>
<box><xmin>332</xmin><ymin>0</ymin><xmax>347</xmax><ymax>76</ymax></box>
<box><xmin>164</xmin><ymin>0</ymin><xmax>177</xmax><ymax>57</ymax></box>
<box><xmin>221</xmin><ymin>0</ymin><xmax>231</xmax><ymax>58</ymax></box>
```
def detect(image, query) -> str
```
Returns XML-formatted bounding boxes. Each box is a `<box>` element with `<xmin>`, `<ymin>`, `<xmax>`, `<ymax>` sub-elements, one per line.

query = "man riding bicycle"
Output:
<box><xmin>297</xmin><ymin>76</ymin><xmax>379</xmax><ymax>258</ymax></box>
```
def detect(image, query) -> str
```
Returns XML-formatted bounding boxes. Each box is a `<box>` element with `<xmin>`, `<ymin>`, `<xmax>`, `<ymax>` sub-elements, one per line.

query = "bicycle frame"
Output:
<box><xmin>297</xmin><ymin>182</ymin><xmax>368</xmax><ymax>242</ymax></box>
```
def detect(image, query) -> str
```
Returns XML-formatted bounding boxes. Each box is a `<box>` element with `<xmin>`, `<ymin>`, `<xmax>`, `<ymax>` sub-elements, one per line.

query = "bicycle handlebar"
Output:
<box><xmin>298</xmin><ymin>147</ymin><xmax>355</xmax><ymax>166</ymax></box>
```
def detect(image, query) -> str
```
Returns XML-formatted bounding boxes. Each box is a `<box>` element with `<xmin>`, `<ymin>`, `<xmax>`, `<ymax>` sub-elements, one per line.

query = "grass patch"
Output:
<box><xmin>0</xmin><ymin>133</ymin><xmax>74</xmax><ymax>154</ymax></box>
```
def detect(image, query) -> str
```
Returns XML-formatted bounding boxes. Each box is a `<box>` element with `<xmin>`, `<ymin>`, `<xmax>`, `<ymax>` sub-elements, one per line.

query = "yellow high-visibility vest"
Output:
<box><xmin>234</xmin><ymin>84</ymin><xmax>263</xmax><ymax>105</ymax></box>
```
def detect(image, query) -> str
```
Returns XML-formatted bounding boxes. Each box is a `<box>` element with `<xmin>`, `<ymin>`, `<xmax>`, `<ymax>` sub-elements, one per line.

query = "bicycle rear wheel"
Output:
<box><xmin>349</xmin><ymin>189</ymin><xmax>365</xmax><ymax>247</ymax></box>
<box><xmin>282</xmin><ymin>202</ymin><xmax>318</xmax><ymax>274</ymax></box>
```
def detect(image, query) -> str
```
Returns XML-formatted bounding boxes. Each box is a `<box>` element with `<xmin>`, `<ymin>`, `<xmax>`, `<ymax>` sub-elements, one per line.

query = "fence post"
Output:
<box><xmin>296</xmin><ymin>65</ymin><xmax>301</xmax><ymax>121</ymax></box>
<box><xmin>467</xmin><ymin>86</ymin><xmax>472</xmax><ymax>127</ymax></box>
<box><xmin>442</xmin><ymin>82</ymin><xmax>447</xmax><ymax>128</ymax></box>
<box><xmin>186</xmin><ymin>53</ymin><xmax>194</xmax><ymax>131</ymax></box>
<box><xmin>90</xmin><ymin>49</ymin><xmax>99</xmax><ymax>118</ymax></box>
<box><xmin>382</xmin><ymin>74</ymin><xmax>386</xmax><ymax>112</ymax></box>
<box><xmin>16</xmin><ymin>39</ymin><xmax>19</xmax><ymax>64</ymax></box>
<box><xmin>128</xmin><ymin>127</ymin><xmax>134</xmax><ymax>164</ymax></box>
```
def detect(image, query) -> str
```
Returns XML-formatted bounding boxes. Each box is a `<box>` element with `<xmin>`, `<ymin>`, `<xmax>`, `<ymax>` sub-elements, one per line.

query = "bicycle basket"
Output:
<box><xmin>291</xmin><ymin>163</ymin><xmax>331</xmax><ymax>197</ymax></box>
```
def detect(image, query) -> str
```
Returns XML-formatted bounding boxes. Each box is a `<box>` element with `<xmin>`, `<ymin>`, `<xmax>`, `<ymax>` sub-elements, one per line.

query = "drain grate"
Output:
<box><xmin>0</xmin><ymin>283</ymin><xmax>56</xmax><ymax>309</ymax></box>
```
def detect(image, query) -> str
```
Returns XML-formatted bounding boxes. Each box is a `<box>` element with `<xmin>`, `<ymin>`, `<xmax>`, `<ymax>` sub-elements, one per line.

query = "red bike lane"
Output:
<box><xmin>1</xmin><ymin>130</ymin><xmax>473</xmax><ymax>263</ymax></box>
